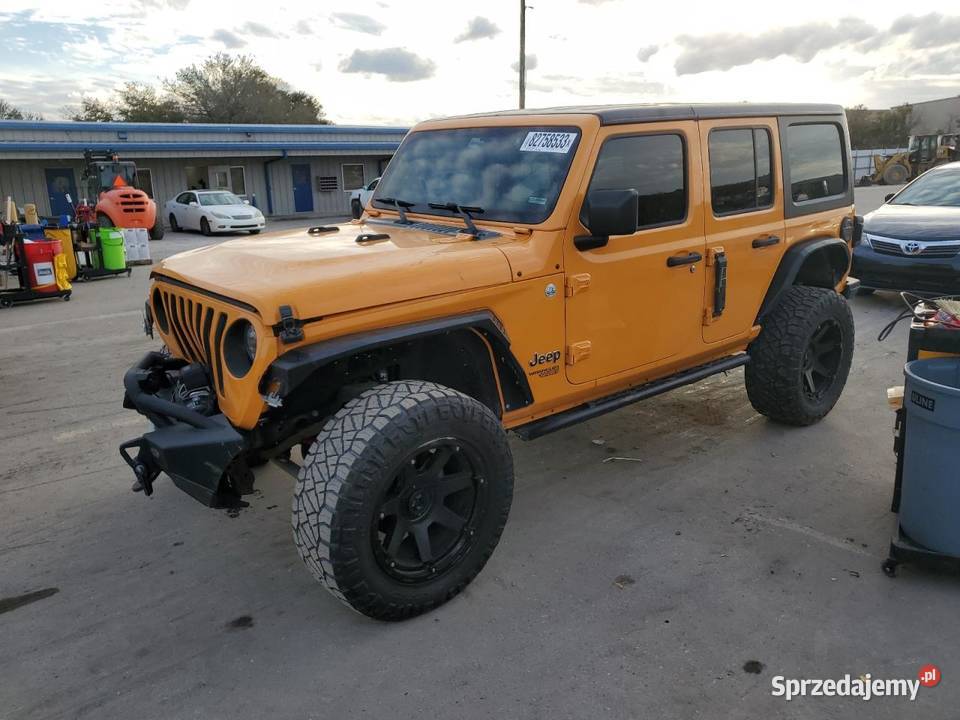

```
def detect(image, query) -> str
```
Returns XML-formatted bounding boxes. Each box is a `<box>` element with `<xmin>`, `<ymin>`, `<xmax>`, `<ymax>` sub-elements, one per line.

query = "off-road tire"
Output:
<box><xmin>745</xmin><ymin>286</ymin><xmax>854</xmax><ymax>426</ymax></box>
<box><xmin>883</xmin><ymin>163</ymin><xmax>909</xmax><ymax>185</ymax></box>
<box><xmin>292</xmin><ymin>380</ymin><xmax>514</xmax><ymax>621</ymax></box>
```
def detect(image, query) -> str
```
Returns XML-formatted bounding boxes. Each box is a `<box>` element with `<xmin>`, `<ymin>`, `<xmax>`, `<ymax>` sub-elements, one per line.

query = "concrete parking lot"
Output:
<box><xmin>4</xmin><ymin>190</ymin><xmax>955</xmax><ymax>720</ymax></box>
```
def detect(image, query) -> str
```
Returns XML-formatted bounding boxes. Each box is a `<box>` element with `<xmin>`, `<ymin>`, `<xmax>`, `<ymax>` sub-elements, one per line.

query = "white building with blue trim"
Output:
<box><xmin>0</xmin><ymin>120</ymin><xmax>408</xmax><ymax>221</ymax></box>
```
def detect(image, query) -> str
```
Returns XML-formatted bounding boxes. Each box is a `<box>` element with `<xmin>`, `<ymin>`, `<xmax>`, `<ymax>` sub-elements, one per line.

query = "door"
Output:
<box><xmin>699</xmin><ymin>118</ymin><xmax>785</xmax><ymax>343</ymax></box>
<box><xmin>181</xmin><ymin>192</ymin><xmax>201</xmax><ymax>229</ymax></box>
<box><xmin>291</xmin><ymin>164</ymin><xmax>314</xmax><ymax>212</ymax></box>
<box><xmin>44</xmin><ymin>168</ymin><xmax>78</xmax><ymax>217</ymax></box>
<box><xmin>563</xmin><ymin>122</ymin><xmax>707</xmax><ymax>384</ymax></box>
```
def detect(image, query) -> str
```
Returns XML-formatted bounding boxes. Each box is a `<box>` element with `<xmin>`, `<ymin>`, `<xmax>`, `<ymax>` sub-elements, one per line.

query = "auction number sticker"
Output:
<box><xmin>520</xmin><ymin>131</ymin><xmax>577</xmax><ymax>153</ymax></box>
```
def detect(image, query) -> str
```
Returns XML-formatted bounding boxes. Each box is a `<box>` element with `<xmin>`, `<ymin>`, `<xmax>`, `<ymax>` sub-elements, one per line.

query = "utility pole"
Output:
<box><xmin>519</xmin><ymin>0</ymin><xmax>526</xmax><ymax>109</ymax></box>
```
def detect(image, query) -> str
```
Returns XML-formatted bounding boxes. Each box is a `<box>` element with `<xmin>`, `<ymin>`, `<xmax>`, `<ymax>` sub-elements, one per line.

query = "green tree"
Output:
<box><xmin>69</xmin><ymin>97</ymin><xmax>115</xmax><ymax>122</ymax></box>
<box><xmin>0</xmin><ymin>99</ymin><xmax>42</xmax><ymax>120</ymax></box>
<box><xmin>166</xmin><ymin>54</ymin><xmax>330</xmax><ymax>124</ymax></box>
<box><xmin>114</xmin><ymin>83</ymin><xmax>186</xmax><ymax>123</ymax></box>
<box><xmin>845</xmin><ymin>104</ymin><xmax>913</xmax><ymax>149</ymax></box>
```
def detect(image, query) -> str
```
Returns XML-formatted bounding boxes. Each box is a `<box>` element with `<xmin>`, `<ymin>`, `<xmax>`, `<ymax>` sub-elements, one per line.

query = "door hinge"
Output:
<box><xmin>277</xmin><ymin>304</ymin><xmax>304</xmax><ymax>344</ymax></box>
<box><xmin>566</xmin><ymin>340</ymin><xmax>592</xmax><ymax>365</ymax></box>
<box><xmin>703</xmin><ymin>246</ymin><xmax>727</xmax><ymax>325</ymax></box>
<box><xmin>564</xmin><ymin>273</ymin><xmax>591</xmax><ymax>297</ymax></box>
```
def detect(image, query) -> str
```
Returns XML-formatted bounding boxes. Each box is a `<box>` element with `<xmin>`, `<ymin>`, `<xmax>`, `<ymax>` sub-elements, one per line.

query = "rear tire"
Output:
<box><xmin>292</xmin><ymin>380</ymin><xmax>514</xmax><ymax>621</ymax></box>
<box><xmin>149</xmin><ymin>222</ymin><xmax>164</xmax><ymax>240</ymax></box>
<box><xmin>745</xmin><ymin>286</ymin><xmax>854</xmax><ymax>426</ymax></box>
<box><xmin>883</xmin><ymin>163</ymin><xmax>909</xmax><ymax>185</ymax></box>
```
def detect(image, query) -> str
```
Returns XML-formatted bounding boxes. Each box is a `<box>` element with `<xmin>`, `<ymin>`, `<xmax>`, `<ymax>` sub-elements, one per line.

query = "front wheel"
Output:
<box><xmin>292</xmin><ymin>381</ymin><xmax>514</xmax><ymax>621</ymax></box>
<box><xmin>745</xmin><ymin>286</ymin><xmax>854</xmax><ymax>426</ymax></box>
<box><xmin>168</xmin><ymin>213</ymin><xmax>180</xmax><ymax>232</ymax></box>
<box><xmin>351</xmin><ymin>199</ymin><xmax>363</xmax><ymax>219</ymax></box>
<box><xmin>200</xmin><ymin>217</ymin><xmax>212</xmax><ymax>236</ymax></box>
<box><xmin>248</xmin><ymin>229</ymin><xmax>261</xmax><ymax>235</ymax></box>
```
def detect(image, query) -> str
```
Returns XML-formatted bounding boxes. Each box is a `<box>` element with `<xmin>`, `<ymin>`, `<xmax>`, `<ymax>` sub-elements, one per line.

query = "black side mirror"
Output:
<box><xmin>576</xmin><ymin>189</ymin><xmax>639</xmax><ymax>250</ymax></box>
<box><xmin>884</xmin><ymin>193</ymin><xmax>895</xmax><ymax>202</ymax></box>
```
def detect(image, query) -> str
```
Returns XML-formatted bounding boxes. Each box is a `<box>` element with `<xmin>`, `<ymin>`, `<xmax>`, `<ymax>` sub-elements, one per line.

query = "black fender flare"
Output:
<box><xmin>756</xmin><ymin>237</ymin><xmax>850</xmax><ymax>322</ymax></box>
<box><xmin>262</xmin><ymin>311</ymin><xmax>534</xmax><ymax>413</ymax></box>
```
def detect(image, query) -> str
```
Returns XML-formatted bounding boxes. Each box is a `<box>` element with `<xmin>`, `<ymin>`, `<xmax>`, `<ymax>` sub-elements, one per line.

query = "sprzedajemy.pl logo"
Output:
<box><xmin>771</xmin><ymin>665</ymin><xmax>941</xmax><ymax>702</ymax></box>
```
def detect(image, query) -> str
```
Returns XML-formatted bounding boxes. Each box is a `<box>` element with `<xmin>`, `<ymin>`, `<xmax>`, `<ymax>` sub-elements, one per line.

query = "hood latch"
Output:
<box><xmin>277</xmin><ymin>305</ymin><xmax>304</xmax><ymax>344</ymax></box>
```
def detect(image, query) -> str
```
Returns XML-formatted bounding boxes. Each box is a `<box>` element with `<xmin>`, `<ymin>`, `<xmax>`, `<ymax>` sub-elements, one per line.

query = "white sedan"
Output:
<box><xmin>350</xmin><ymin>177</ymin><xmax>381</xmax><ymax>218</ymax></box>
<box><xmin>165</xmin><ymin>190</ymin><xmax>266</xmax><ymax>236</ymax></box>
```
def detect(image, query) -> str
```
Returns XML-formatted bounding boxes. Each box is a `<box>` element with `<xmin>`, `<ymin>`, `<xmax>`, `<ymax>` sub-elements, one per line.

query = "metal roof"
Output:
<box><xmin>449</xmin><ymin>103</ymin><xmax>845</xmax><ymax>125</ymax></box>
<box><xmin>0</xmin><ymin>120</ymin><xmax>408</xmax><ymax>135</ymax></box>
<box><xmin>0</xmin><ymin>141</ymin><xmax>402</xmax><ymax>154</ymax></box>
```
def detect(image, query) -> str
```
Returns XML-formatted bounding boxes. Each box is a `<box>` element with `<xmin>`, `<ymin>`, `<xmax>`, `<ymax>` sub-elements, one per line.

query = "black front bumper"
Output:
<box><xmin>852</xmin><ymin>245</ymin><xmax>960</xmax><ymax>295</ymax></box>
<box><xmin>120</xmin><ymin>352</ymin><xmax>247</xmax><ymax>507</ymax></box>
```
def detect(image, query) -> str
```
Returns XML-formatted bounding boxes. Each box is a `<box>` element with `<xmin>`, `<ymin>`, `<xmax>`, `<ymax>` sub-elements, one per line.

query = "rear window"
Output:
<box><xmin>785</xmin><ymin>123</ymin><xmax>845</xmax><ymax>202</ymax></box>
<box><xmin>709</xmin><ymin>128</ymin><xmax>773</xmax><ymax>215</ymax></box>
<box><xmin>585</xmin><ymin>133</ymin><xmax>686</xmax><ymax>229</ymax></box>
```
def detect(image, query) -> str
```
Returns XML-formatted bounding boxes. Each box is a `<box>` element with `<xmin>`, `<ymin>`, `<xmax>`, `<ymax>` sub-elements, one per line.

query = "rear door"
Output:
<box><xmin>698</xmin><ymin>118</ymin><xmax>785</xmax><ymax>343</ymax></box>
<box><xmin>563</xmin><ymin>122</ymin><xmax>706</xmax><ymax>384</ymax></box>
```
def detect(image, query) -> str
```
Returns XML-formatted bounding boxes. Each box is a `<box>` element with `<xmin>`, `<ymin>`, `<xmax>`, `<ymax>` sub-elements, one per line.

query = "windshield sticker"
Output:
<box><xmin>528</xmin><ymin>196</ymin><xmax>547</xmax><ymax>205</ymax></box>
<box><xmin>520</xmin><ymin>131</ymin><xmax>577</xmax><ymax>154</ymax></box>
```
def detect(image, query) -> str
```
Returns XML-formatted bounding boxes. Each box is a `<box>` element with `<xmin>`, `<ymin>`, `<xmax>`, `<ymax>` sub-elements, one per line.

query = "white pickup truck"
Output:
<box><xmin>350</xmin><ymin>177</ymin><xmax>381</xmax><ymax>218</ymax></box>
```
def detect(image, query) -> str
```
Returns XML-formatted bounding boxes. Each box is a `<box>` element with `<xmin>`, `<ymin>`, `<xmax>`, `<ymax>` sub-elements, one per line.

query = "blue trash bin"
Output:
<box><xmin>900</xmin><ymin>356</ymin><xmax>960</xmax><ymax>555</ymax></box>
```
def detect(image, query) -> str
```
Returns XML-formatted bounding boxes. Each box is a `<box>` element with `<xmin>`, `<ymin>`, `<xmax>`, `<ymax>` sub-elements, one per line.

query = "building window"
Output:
<box><xmin>136</xmin><ymin>168</ymin><xmax>154</xmax><ymax>198</ymax></box>
<box><xmin>786</xmin><ymin>123</ymin><xmax>845</xmax><ymax>202</ymax></box>
<box><xmin>318</xmin><ymin>176</ymin><xmax>338</xmax><ymax>192</ymax></box>
<box><xmin>342</xmin><ymin>164</ymin><xmax>365</xmax><ymax>191</ymax></box>
<box><xmin>230</xmin><ymin>166</ymin><xmax>246</xmax><ymax>196</ymax></box>
<box><xmin>585</xmin><ymin>133</ymin><xmax>686</xmax><ymax>229</ymax></box>
<box><xmin>709</xmin><ymin>128</ymin><xmax>773</xmax><ymax>215</ymax></box>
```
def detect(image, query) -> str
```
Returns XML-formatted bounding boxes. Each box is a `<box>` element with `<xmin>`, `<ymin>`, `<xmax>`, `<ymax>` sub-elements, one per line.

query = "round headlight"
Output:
<box><xmin>244</xmin><ymin>323</ymin><xmax>257</xmax><ymax>359</ymax></box>
<box><xmin>224</xmin><ymin>319</ymin><xmax>256</xmax><ymax>378</ymax></box>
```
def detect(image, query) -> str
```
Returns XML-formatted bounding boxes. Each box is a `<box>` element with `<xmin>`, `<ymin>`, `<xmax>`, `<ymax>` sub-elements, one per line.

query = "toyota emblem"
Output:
<box><xmin>904</xmin><ymin>241</ymin><xmax>922</xmax><ymax>255</ymax></box>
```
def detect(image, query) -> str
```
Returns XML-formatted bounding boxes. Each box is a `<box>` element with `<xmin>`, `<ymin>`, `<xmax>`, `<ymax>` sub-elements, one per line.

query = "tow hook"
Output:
<box><xmin>119</xmin><ymin>438</ymin><xmax>160</xmax><ymax>496</ymax></box>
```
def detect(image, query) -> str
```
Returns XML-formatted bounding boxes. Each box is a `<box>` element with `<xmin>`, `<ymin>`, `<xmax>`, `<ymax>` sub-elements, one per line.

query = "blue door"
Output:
<box><xmin>291</xmin><ymin>164</ymin><xmax>314</xmax><ymax>213</ymax></box>
<box><xmin>45</xmin><ymin>168</ymin><xmax>78</xmax><ymax>217</ymax></box>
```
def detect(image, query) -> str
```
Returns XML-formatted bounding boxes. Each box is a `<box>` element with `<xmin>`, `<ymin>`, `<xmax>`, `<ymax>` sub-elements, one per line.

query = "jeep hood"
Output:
<box><xmin>154</xmin><ymin>220</ymin><xmax>515</xmax><ymax>321</ymax></box>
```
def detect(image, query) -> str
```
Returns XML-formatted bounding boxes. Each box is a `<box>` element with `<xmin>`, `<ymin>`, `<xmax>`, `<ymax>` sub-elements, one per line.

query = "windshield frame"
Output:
<box><xmin>889</xmin><ymin>167</ymin><xmax>960</xmax><ymax>207</ymax></box>
<box><xmin>371</xmin><ymin>124</ymin><xmax>584</xmax><ymax>226</ymax></box>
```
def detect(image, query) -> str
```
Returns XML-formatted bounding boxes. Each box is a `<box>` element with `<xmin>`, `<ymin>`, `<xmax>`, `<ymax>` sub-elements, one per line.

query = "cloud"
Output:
<box><xmin>890</xmin><ymin>13</ymin><xmax>960</xmax><ymax>49</ymax></box>
<box><xmin>331</xmin><ymin>12</ymin><xmax>385</xmax><ymax>36</ymax></box>
<box><xmin>295</xmin><ymin>19</ymin><xmax>312</xmax><ymax>34</ymax></box>
<box><xmin>674</xmin><ymin>18</ymin><xmax>877</xmax><ymax>74</ymax></box>
<box><xmin>511</xmin><ymin>54</ymin><xmax>537</xmax><ymax>72</ymax></box>
<box><xmin>211</xmin><ymin>29</ymin><xmax>245</xmax><ymax>48</ymax></box>
<box><xmin>636</xmin><ymin>45</ymin><xmax>658</xmax><ymax>62</ymax></box>
<box><xmin>339</xmin><ymin>48</ymin><xmax>435</xmax><ymax>82</ymax></box>
<box><xmin>240</xmin><ymin>21</ymin><xmax>277</xmax><ymax>38</ymax></box>
<box><xmin>904</xmin><ymin>49</ymin><xmax>960</xmax><ymax>75</ymax></box>
<box><xmin>455</xmin><ymin>16</ymin><xmax>500</xmax><ymax>43</ymax></box>
<box><xmin>531</xmin><ymin>72</ymin><xmax>664</xmax><ymax>97</ymax></box>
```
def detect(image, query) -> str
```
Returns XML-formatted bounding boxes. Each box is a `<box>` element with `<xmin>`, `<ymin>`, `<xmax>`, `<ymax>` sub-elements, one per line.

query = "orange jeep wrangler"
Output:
<box><xmin>121</xmin><ymin>103</ymin><xmax>858</xmax><ymax>620</ymax></box>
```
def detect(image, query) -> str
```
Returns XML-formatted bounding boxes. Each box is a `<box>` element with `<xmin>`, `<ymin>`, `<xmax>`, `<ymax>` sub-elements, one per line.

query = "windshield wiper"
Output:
<box><xmin>427</xmin><ymin>202</ymin><xmax>484</xmax><ymax>237</ymax></box>
<box><xmin>377</xmin><ymin>197</ymin><xmax>415</xmax><ymax>224</ymax></box>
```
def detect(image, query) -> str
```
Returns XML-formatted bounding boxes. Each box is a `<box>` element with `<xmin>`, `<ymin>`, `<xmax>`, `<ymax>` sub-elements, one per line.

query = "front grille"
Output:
<box><xmin>870</xmin><ymin>236</ymin><xmax>960</xmax><ymax>258</ymax></box>
<box><xmin>231</xmin><ymin>214</ymin><xmax>253</xmax><ymax>220</ymax></box>
<box><xmin>155</xmin><ymin>288</ymin><xmax>229</xmax><ymax>395</ymax></box>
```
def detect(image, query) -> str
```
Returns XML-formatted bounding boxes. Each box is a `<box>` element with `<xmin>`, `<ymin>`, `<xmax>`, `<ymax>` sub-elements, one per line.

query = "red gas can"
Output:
<box><xmin>21</xmin><ymin>239</ymin><xmax>61</xmax><ymax>292</ymax></box>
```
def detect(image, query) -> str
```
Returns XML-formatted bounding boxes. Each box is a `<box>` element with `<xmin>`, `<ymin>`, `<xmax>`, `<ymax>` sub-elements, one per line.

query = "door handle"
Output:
<box><xmin>666</xmin><ymin>252</ymin><xmax>702</xmax><ymax>267</ymax></box>
<box><xmin>752</xmin><ymin>235</ymin><xmax>781</xmax><ymax>249</ymax></box>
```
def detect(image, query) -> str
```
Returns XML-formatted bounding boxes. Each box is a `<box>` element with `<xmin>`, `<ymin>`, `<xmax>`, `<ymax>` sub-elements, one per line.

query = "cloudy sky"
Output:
<box><xmin>1</xmin><ymin>0</ymin><xmax>958</xmax><ymax>125</ymax></box>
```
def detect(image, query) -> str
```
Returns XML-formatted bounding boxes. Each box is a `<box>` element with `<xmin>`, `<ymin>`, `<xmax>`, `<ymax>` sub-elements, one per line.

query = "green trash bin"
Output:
<box><xmin>96</xmin><ymin>228</ymin><xmax>126</xmax><ymax>270</ymax></box>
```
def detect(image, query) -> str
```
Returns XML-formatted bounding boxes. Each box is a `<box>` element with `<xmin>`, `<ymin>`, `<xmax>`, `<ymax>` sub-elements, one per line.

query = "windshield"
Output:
<box><xmin>890</xmin><ymin>170</ymin><xmax>960</xmax><ymax>207</ymax></box>
<box><xmin>373</xmin><ymin>126</ymin><xmax>581</xmax><ymax>224</ymax></box>
<box><xmin>96</xmin><ymin>163</ymin><xmax>137</xmax><ymax>190</ymax></box>
<box><xmin>198</xmin><ymin>192</ymin><xmax>243</xmax><ymax>206</ymax></box>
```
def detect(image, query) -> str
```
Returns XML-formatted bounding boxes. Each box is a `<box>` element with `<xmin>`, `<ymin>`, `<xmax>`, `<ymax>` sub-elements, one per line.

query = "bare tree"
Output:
<box><xmin>0</xmin><ymin>99</ymin><xmax>43</xmax><ymax>120</ymax></box>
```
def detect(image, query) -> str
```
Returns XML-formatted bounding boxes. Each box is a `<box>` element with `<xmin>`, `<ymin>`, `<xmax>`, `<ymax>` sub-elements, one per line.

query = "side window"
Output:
<box><xmin>585</xmin><ymin>133</ymin><xmax>686</xmax><ymax>229</ymax></box>
<box><xmin>785</xmin><ymin>123</ymin><xmax>845</xmax><ymax>202</ymax></box>
<box><xmin>709</xmin><ymin>128</ymin><xmax>774</xmax><ymax>215</ymax></box>
<box><xmin>176</xmin><ymin>192</ymin><xmax>191</xmax><ymax>204</ymax></box>
<box><xmin>368</xmin><ymin>178</ymin><xmax>379</xmax><ymax>191</ymax></box>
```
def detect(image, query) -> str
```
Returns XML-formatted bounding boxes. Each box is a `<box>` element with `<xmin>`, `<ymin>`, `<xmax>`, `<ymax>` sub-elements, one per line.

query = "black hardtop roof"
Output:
<box><xmin>450</xmin><ymin>103</ymin><xmax>844</xmax><ymax>126</ymax></box>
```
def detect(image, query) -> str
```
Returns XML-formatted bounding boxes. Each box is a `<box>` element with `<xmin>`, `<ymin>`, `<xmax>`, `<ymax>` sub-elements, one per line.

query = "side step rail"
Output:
<box><xmin>514</xmin><ymin>353</ymin><xmax>750</xmax><ymax>440</ymax></box>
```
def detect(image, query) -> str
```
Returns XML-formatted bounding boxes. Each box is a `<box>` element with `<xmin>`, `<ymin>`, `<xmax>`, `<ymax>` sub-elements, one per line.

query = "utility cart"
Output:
<box><xmin>0</xmin><ymin>223</ymin><xmax>71</xmax><ymax>307</ymax></box>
